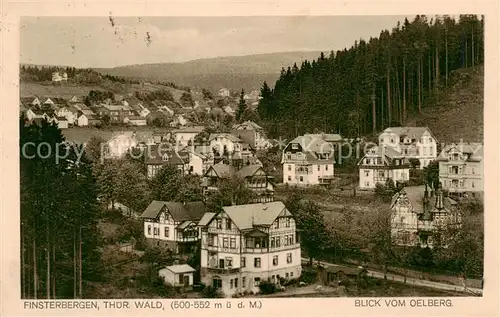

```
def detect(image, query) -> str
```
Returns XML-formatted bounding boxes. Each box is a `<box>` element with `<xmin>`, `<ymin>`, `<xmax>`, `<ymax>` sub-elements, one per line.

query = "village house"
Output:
<box><xmin>56</xmin><ymin>106</ymin><xmax>78</xmax><ymax>125</ymax></box>
<box><xmin>144</xmin><ymin>144</ymin><xmax>189</xmax><ymax>179</ymax></box>
<box><xmin>25</xmin><ymin>108</ymin><xmax>46</xmax><ymax>121</ymax></box>
<box><xmin>104</xmin><ymin>132</ymin><xmax>140</xmax><ymax>158</ymax></box>
<box><xmin>124</xmin><ymin>116</ymin><xmax>147</xmax><ymax>126</ymax></box>
<box><xmin>197</xmin><ymin>201</ymin><xmax>302</xmax><ymax>297</ymax></box>
<box><xmin>54</xmin><ymin>116</ymin><xmax>69</xmax><ymax>129</ymax></box>
<box><xmin>232</xmin><ymin>121</ymin><xmax>272</xmax><ymax>151</ymax></box>
<box><xmin>140</xmin><ymin>200</ymin><xmax>206</xmax><ymax>254</ymax></box>
<box><xmin>202</xmin><ymin>163</ymin><xmax>275</xmax><ymax>203</ymax></box>
<box><xmin>209</xmin><ymin>133</ymin><xmax>244</xmax><ymax>157</ymax></box>
<box><xmin>21</xmin><ymin>97</ymin><xmax>41</xmax><ymax>108</ymax></box>
<box><xmin>159</xmin><ymin>264</ymin><xmax>196</xmax><ymax>289</ymax></box>
<box><xmin>281</xmin><ymin>134</ymin><xmax>335</xmax><ymax>186</ymax></box>
<box><xmin>390</xmin><ymin>185</ymin><xmax>461</xmax><ymax>249</ymax></box>
<box><xmin>173</xmin><ymin>126</ymin><xmax>205</xmax><ymax>147</ymax></box>
<box><xmin>77</xmin><ymin>112</ymin><xmax>100</xmax><ymax>127</ymax></box>
<box><xmin>218</xmin><ymin>88</ymin><xmax>231</xmax><ymax>98</ymax></box>
<box><xmin>170</xmin><ymin>114</ymin><xmax>189</xmax><ymax>127</ymax></box>
<box><xmin>436</xmin><ymin>143</ymin><xmax>484</xmax><ymax>200</ymax></box>
<box><xmin>358</xmin><ymin>145</ymin><xmax>411</xmax><ymax>189</ymax></box>
<box><xmin>181</xmin><ymin>144</ymin><xmax>215</xmax><ymax>176</ymax></box>
<box><xmin>51</xmin><ymin>71</ymin><xmax>68</xmax><ymax>82</ymax></box>
<box><xmin>317</xmin><ymin>265</ymin><xmax>368</xmax><ymax>286</ymax></box>
<box><xmin>378</xmin><ymin>127</ymin><xmax>438</xmax><ymax>169</ymax></box>
<box><xmin>68</xmin><ymin>95</ymin><xmax>81</xmax><ymax>103</ymax></box>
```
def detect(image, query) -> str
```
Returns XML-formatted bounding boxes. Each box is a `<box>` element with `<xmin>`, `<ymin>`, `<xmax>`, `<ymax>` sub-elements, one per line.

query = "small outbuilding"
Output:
<box><xmin>158</xmin><ymin>264</ymin><xmax>196</xmax><ymax>290</ymax></box>
<box><xmin>318</xmin><ymin>265</ymin><xmax>368</xmax><ymax>286</ymax></box>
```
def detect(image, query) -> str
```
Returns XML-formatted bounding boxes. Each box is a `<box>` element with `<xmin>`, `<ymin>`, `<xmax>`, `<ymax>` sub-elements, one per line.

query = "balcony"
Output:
<box><xmin>206</xmin><ymin>267</ymin><xmax>240</xmax><ymax>274</ymax></box>
<box><xmin>242</xmin><ymin>247</ymin><xmax>269</xmax><ymax>253</ymax></box>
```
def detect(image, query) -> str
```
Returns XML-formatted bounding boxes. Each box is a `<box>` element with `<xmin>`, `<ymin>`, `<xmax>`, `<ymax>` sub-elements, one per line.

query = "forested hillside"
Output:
<box><xmin>257</xmin><ymin>15</ymin><xmax>484</xmax><ymax>140</ymax></box>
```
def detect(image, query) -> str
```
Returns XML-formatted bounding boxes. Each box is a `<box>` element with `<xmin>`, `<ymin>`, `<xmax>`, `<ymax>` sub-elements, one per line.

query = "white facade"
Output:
<box><xmin>176</xmin><ymin>131</ymin><xmax>201</xmax><ymax>147</ymax></box>
<box><xmin>199</xmin><ymin>202</ymin><xmax>302</xmax><ymax>297</ymax></box>
<box><xmin>209</xmin><ymin>134</ymin><xmax>242</xmax><ymax>155</ymax></box>
<box><xmin>57</xmin><ymin>119</ymin><xmax>69</xmax><ymax>129</ymax></box>
<box><xmin>358</xmin><ymin>146</ymin><xmax>410</xmax><ymax>189</ymax></box>
<box><xmin>77</xmin><ymin>114</ymin><xmax>89</xmax><ymax>126</ymax></box>
<box><xmin>437</xmin><ymin>143</ymin><xmax>483</xmax><ymax>199</ymax></box>
<box><xmin>56</xmin><ymin>107</ymin><xmax>76</xmax><ymax>124</ymax></box>
<box><xmin>378</xmin><ymin>127</ymin><xmax>437</xmax><ymax>169</ymax></box>
<box><xmin>159</xmin><ymin>265</ymin><xmax>195</xmax><ymax>287</ymax></box>
<box><xmin>218</xmin><ymin>88</ymin><xmax>231</xmax><ymax>97</ymax></box>
<box><xmin>282</xmin><ymin>135</ymin><xmax>335</xmax><ymax>186</ymax></box>
<box><xmin>106</xmin><ymin>133</ymin><xmax>138</xmax><ymax>158</ymax></box>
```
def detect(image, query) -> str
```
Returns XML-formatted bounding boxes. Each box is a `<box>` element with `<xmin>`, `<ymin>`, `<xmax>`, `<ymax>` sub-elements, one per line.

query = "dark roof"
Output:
<box><xmin>324</xmin><ymin>265</ymin><xmax>367</xmax><ymax>276</ymax></box>
<box><xmin>139</xmin><ymin>200</ymin><xmax>206</xmax><ymax>222</ymax></box>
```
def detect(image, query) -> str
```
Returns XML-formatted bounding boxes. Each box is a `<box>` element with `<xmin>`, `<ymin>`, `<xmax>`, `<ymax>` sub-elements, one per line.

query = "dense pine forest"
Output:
<box><xmin>257</xmin><ymin>15</ymin><xmax>484</xmax><ymax>139</ymax></box>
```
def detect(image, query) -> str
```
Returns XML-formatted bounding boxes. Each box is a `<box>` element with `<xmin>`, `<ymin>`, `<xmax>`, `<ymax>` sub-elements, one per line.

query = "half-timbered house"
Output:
<box><xmin>197</xmin><ymin>201</ymin><xmax>302</xmax><ymax>297</ymax></box>
<box><xmin>140</xmin><ymin>201</ymin><xmax>206</xmax><ymax>254</ymax></box>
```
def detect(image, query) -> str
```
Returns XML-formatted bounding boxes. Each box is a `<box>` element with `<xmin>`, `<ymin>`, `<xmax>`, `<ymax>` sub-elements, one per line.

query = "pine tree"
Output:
<box><xmin>235</xmin><ymin>89</ymin><xmax>247</xmax><ymax>123</ymax></box>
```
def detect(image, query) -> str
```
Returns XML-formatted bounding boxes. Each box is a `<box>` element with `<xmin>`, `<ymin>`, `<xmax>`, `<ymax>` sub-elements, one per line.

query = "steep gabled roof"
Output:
<box><xmin>140</xmin><ymin>200</ymin><xmax>206</xmax><ymax>222</ymax></box>
<box><xmin>222</xmin><ymin>201</ymin><xmax>291</xmax><ymax>230</ymax></box>
<box><xmin>437</xmin><ymin>143</ymin><xmax>483</xmax><ymax>162</ymax></box>
<box><xmin>383</xmin><ymin>127</ymin><xmax>436</xmax><ymax>142</ymax></box>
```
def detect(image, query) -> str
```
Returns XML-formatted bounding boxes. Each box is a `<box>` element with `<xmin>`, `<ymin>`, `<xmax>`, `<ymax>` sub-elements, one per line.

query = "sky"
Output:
<box><xmin>21</xmin><ymin>16</ymin><xmax>414</xmax><ymax>68</ymax></box>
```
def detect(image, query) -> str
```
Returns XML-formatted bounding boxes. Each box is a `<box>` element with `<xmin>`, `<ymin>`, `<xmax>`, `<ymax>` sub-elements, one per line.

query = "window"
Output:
<box><xmin>230</xmin><ymin>279</ymin><xmax>234</xmax><ymax>289</ymax></box>
<box><xmin>299</xmin><ymin>176</ymin><xmax>303</xmax><ymax>182</ymax></box>
<box><xmin>286</xmin><ymin>218</ymin><xmax>291</xmax><ymax>228</ymax></box>
<box><xmin>242</xmin><ymin>277</ymin><xmax>246</xmax><ymax>287</ymax></box>
<box><xmin>286</xmin><ymin>154</ymin><xmax>291</xmax><ymax>160</ymax></box>
<box><xmin>285</xmin><ymin>273</ymin><xmax>289</xmax><ymax>278</ymax></box>
<box><xmin>254</xmin><ymin>277</ymin><xmax>261</xmax><ymax>286</ymax></box>
<box><xmin>289</xmin><ymin>234</ymin><xmax>294</xmax><ymax>245</ymax></box>
<box><xmin>216</xmin><ymin>219</ymin><xmax>222</xmax><ymax>229</ymax></box>
<box><xmin>147</xmin><ymin>225</ymin><xmax>151</xmax><ymax>235</ymax></box>
<box><xmin>153</xmin><ymin>228</ymin><xmax>159</xmax><ymax>236</ymax></box>
<box><xmin>325</xmin><ymin>165</ymin><xmax>328</xmax><ymax>171</ymax></box>
<box><xmin>254</xmin><ymin>258</ymin><xmax>261</xmax><ymax>268</ymax></box>
<box><xmin>472</xmin><ymin>181</ymin><xmax>475</xmax><ymax>188</ymax></box>
<box><xmin>230</xmin><ymin>238</ymin><xmax>236</xmax><ymax>249</ymax></box>
<box><xmin>284</xmin><ymin>235</ymin><xmax>288</xmax><ymax>246</ymax></box>
<box><xmin>276</xmin><ymin>237</ymin><xmax>281</xmax><ymax>247</ymax></box>
<box><xmin>274</xmin><ymin>219</ymin><xmax>279</xmax><ymax>229</ymax></box>
<box><xmin>317</xmin><ymin>165</ymin><xmax>320</xmax><ymax>171</ymax></box>
<box><xmin>472</xmin><ymin>168</ymin><xmax>475</xmax><ymax>174</ymax></box>
<box><xmin>208</xmin><ymin>234</ymin><xmax>216</xmax><ymax>246</ymax></box>
<box><xmin>223</xmin><ymin>238</ymin><xmax>229</xmax><ymax>248</ymax></box>
<box><xmin>226</xmin><ymin>219</ymin><xmax>232</xmax><ymax>230</ymax></box>
<box><xmin>287</xmin><ymin>253</ymin><xmax>292</xmax><ymax>264</ymax></box>
<box><xmin>290</xmin><ymin>272</ymin><xmax>293</xmax><ymax>277</ymax></box>
<box><xmin>364</xmin><ymin>170</ymin><xmax>370</xmax><ymax>177</ymax></box>
<box><xmin>288</xmin><ymin>165</ymin><xmax>291</xmax><ymax>171</ymax></box>
<box><xmin>164</xmin><ymin>227</ymin><xmax>169</xmax><ymax>238</ymax></box>
<box><xmin>234</xmin><ymin>278</ymin><xmax>238</xmax><ymax>288</ymax></box>
<box><xmin>287</xmin><ymin>176</ymin><xmax>291</xmax><ymax>181</ymax></box>
<box><xmin>273</xmin><ymin>255</ymin><xmax>278</xmax><ymax>266</ymax></box>
<box><xmin>226</xmin><ymin>257</ymin><xmax>233</xmax><ymax>268</ymax></box>
<box><xmin>271</xmin><ymin>237</ymin><xmax>275</xmax><ymax>248</ymax></box>
<box><xmin>366</xmin><ymin>159</ymin><xmax>371</xmax><ymax>165</ymax></box>
<box><xmin>241</xmin><ymin>257</ymin><xmax>246</xmax><ymax>268</ymax></box>
<box><xmin>365</xmin><ymin>181</ymin><xmax>370</xmax><ymax>187</ymax></box>
<box><xmin>390</xmin><ymin>138</ymin><xmax>394</xmax><ymax>143</ymax></box>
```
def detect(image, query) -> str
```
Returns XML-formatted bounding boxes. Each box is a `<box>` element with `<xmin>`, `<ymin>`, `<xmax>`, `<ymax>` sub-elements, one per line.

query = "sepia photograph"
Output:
<box><xmin>17</xmin><ymin>14</ymin><xmax>485</xmax><ymax>302</ymax></box>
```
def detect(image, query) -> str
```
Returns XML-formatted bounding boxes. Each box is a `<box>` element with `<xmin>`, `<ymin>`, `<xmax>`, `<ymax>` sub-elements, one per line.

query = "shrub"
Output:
<box><xmin>258</xmin><ymin>281</ymin><xmax>278</xmax><ymax>295</ymax></box>
<box><xmin>299</xmin><ymin>266</ymin><xmax>318</xmax><ymax>284</ymax></box>
<box><xmin>201</xmin><ymin>286</ymin><xmax>225</xmax><ymax>298</ymax></box>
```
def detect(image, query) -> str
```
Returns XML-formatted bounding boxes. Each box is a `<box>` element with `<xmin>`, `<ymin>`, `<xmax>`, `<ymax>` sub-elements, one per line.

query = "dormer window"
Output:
<box><xmin>162</xmin><ymin>153</ymin><xmax>169</xmax><ymax>161</ymax></box>
<box><xmin>390</xmin><ymin>138</ymin><xmax>394</xmax><ymax>143</ymax></box>
<box><xmin>291</xmin><ymin>144</ymin><xmax>299</xmax><ymax>150</ymax></box>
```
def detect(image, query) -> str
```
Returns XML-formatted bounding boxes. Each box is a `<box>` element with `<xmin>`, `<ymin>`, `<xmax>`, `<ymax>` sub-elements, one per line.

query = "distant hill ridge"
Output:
<box><xmin>96</xmin><ymin>51</ymin><xmax>326</xmax><ymax>91</ymax></box>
